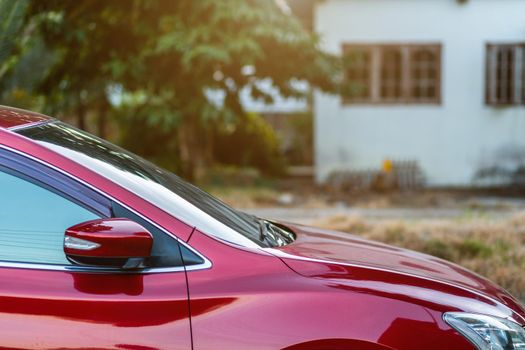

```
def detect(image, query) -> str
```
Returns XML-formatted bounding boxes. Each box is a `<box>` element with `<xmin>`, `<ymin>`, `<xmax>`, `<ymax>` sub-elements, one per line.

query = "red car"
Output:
<box><xmin>1</xmin><ymin>105</ymin><xmax>525</xmax><ymax>350</ymax></box>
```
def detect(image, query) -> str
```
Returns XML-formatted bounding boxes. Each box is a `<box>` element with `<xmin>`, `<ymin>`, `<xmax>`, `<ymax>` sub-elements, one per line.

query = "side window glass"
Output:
<box><xmin>111</xmin><ymin>202</ymin><xmax>184</xmax><ymax>267</ymax></box>
<box><xmin>111</xmin><ymin>202</ymin><xmax>203</xmax><ymax>267</ymax></box>
<box><xmin>0</xmin><ymin>169</ymin><xmax>100</xmax><ymax>265</ymax></box>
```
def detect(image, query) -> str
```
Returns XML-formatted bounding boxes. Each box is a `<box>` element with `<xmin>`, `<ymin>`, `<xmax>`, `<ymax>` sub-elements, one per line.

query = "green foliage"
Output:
<box><xmin>456</xmin><ymin>239</ymin><xmax>493</xmax><ymax>259</ymax></box>
<box><xmin>21</xmin><ymin>0</ymin><xmax>338</xmax><ymax>118</ymax></box>
<box><xmin>116</xmin><ymin>114</ymin><xmax>182</xmax><ymax>173</ymax></box>
<box><xmin>0</xmin><ymin>0</ymin><xmax>46</xmax><ymax>109</ymax></box>
<box><xmin>117</xmin><ymin>111</ymin><xmax>285</xmax><ymax>177</ymax></box>
<box><xmin>340</xmin><ymin>50</ymin><xmax>369</xmax><ymax>99</ymax></box>
<box><xmin>0</xmin><ymin>0</ymin><xmax>28</xmax><ymax>78</ymax></box>
<box><xmin>422</xmin><ymin>239</ymin><xmax>453</xmax><ymax>260</ymax></box>
<box><xmin>213</xmin><ymin>112</ymin><xmax>287</xmax><ymax>176</ymax></box>
<box><xmin>0</xmin><ymin>32</ymin><xmax>56</xmax><ymax>110</ymax></box>
<box><xmin>1</xmin><ymin>0</ymin><xmax>340</xmax><ymax>178</ymax></box>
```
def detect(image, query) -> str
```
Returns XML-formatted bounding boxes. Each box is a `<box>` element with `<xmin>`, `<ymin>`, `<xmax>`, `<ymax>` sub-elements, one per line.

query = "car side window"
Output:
<box><xmin>111</xmin><ymin>202</ymin><xmax>204</xmax><ymax>268</ymax></box>
<box><xmin>0</xmin><ymin>169</ymin><xmax>100</xmax><ymax>265</ymax></box>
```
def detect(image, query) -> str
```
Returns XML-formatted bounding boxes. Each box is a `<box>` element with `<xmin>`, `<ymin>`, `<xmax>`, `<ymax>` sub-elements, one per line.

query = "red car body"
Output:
<box><xmin>0</xmin><ymin>105</ymin><xmax>524</xmax><ymax>350</ymax></box>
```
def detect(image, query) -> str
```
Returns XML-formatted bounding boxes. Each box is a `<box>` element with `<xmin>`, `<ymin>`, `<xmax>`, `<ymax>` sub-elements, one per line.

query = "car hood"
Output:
<box><xmin>266</xmin><ymin>223</ymin><xmax>525</xmax><ymax>323</ymax></box>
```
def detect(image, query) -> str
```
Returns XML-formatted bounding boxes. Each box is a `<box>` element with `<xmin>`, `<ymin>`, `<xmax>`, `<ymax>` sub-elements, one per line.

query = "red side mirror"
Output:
<box><xmin>64</xmin><ymin>218</ymin><xmax>153</xmax><ymax>269</ymax></box>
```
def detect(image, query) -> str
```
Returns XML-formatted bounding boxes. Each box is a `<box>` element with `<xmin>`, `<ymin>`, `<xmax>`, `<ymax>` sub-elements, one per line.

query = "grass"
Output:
<box><xmin>312</xmin><ymin>213</ymin><xmax>525</xmax><ymax>301</ymax></box>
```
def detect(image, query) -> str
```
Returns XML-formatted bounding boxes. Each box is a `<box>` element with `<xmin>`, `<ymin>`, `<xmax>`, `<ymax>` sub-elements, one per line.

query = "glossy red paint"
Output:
<box><xmin>185</xmin><ymin>229</ymin><xmax>475</xmax><ymax>350</ymax></box>
<box><xmin>271</xmin><ymin>223</ymin><xmax>525</xmax><ymax>323</ymax></box>
<box><xmin>65</xmin><ymin>218</ymin><xmax>154</xmax><ymax>258</ymax></box>
<box><xmin>0</xmin><ymin>105</ymin><xmax>51</xmax><ymax>130</ymax></box>
<box><xmin>0</xmin><ymin>267</ymin><xmax>191</xmax><ymax>349</ymax></box>
<box><xmin>1</xmin><ymin>105</ymin><xmax>524</xmax><ymax>349</ymax></box>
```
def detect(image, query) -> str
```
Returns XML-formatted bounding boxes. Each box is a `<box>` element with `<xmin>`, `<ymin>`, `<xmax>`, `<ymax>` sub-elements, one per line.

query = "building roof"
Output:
<box><xmin>0</xmin><ymin>105</ymin><xmax>51</xmax><ymax>130</ymax></box>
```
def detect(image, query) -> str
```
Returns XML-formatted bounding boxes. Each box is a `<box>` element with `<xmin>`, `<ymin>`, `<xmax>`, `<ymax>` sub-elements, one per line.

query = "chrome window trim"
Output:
<box><xmin>0</xmin><ymin>260</ymin><xmax>188</xmax><ymax>274</ymax></box>
<box><xmin>0</xmin><ymin>144</ymin><xmax>212</xmax><ymax>274</ymax></box>
<box><xmin>7</xmin><ymin>119</ymin><xmax>55</xmax><ymax>132</ymax></box>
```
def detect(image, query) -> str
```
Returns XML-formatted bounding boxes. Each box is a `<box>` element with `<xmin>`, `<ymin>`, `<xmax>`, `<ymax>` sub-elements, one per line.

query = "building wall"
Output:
<box><xmin>314</xmin><ymin>0</ymin><xmax>525</xmax><ymax>186</ymax></box>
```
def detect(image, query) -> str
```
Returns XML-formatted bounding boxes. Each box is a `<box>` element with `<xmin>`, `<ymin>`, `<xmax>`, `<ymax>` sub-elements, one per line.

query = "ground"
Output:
<box><xmin>212</xmin><ymin>184</ymin><xmax>525</xmax><ymax>301</ymax></box>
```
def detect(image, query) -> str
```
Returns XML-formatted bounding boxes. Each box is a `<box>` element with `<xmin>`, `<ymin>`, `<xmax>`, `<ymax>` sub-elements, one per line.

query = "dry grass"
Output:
<box><xmin>313</xmin><ymin>212</ymin><xmax>525</xmax><ymax>301</ymax></box>
<box><xmin>210</xmin><ymin>186</ymin><xmax>330</xmax><ymax>209</ymax></box>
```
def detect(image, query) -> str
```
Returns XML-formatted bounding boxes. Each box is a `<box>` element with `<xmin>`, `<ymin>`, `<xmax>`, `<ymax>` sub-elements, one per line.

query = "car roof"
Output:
<box><xmin>0</xmin><ymin>105</ymin><xmax>52</xmax><ymax>130</ymax></box>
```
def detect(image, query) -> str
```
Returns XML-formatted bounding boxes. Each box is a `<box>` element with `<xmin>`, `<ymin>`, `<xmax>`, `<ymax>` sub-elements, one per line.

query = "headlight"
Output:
<box><xmin>444</xmin><ymin>312</ymin><xmax>525</xmax><ymax>350</ymax></box>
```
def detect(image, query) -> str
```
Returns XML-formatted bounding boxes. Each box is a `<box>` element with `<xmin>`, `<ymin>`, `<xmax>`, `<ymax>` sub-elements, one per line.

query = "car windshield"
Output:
<box><xmin>18</xmin><ymin>121</ymin><xmax>294</xmax><ymax>248</ymax></box>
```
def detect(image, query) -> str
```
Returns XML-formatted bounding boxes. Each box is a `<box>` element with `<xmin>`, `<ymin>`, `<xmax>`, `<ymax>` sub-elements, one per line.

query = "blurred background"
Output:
<box><xmin>2</xmin><ymin>0</ymin><xmax>525</xmax><ymax>299</ymax></box>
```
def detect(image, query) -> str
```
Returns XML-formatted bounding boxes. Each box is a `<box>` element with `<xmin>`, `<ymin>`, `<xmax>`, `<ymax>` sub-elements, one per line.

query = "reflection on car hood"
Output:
<box><xmin>267</xmin><ymin>223</ymin><xmax>525</xmax><ymax>322</ymax></box>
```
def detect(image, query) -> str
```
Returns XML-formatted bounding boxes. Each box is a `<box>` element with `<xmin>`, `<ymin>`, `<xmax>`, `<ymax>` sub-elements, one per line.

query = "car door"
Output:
<box><xmin>0</xmin><ymin>149</ymin><xmax>192</xmax><ymax>350</ymax></box>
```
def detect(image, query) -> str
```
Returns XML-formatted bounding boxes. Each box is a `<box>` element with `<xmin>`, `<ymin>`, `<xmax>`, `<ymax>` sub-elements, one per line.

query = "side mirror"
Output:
<box><xmin>64</xmin><ymin>218</ymin><xmax>153</xmax><ymax>269</ymax></box>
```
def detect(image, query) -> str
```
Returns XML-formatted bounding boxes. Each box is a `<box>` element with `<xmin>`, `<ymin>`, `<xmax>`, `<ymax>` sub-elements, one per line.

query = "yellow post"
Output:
<box><xmin>382</xmin><ymin>159</ymin><xmax>393</xmax><ymax>173</ymax></box>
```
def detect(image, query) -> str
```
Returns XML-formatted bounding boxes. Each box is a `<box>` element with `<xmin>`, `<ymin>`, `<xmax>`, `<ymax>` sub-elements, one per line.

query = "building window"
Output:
<box><xmin>410</xmin><ymin>48</ymin><xmax>439</xmax><ymax>101</ymax></box>
<box><xmin>343</xmin><ymin>49</ymin><xmax>372</xmax><ymax>101</ymax></box>
<box><xmin>342</xmin><ymin>44</ymin><xmax>441</xmax><ymax>104</ymax></box>
<box><xmin>486</xmin><ymin>43</ymin><xmax>525</xmax><ymax>106</ymax></box>
<box><xmin>380</xmin><ymin>48</ymin><xmax>403</xmax><ymax>101</ymax></box>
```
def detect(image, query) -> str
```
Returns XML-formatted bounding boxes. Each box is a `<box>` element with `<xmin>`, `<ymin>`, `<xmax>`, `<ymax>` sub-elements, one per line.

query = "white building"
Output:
<box><xmin>313</xmin><ymin>0</ymin><xmax>525</xmax><ymax>186</ymax></box>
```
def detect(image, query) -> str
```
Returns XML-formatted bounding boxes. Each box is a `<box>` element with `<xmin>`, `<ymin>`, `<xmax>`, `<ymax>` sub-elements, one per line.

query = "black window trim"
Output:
<box><xmin>0</xmin><ymin>144</ymin><xmax>212</xmax><ymax>274</ymax></box>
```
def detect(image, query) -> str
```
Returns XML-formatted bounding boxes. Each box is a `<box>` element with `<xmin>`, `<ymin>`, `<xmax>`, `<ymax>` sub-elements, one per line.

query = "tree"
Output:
<box><xmin>0</xmin><ymin>0</ymin><xmax>28</xmax><ymax>80</ymax></box>
<box><xmin>0</xmin><ymin>0</ymin><xmax>35</xmax><ymax>107</ymax></box>
<box><xmin>12</xmin><ymin>0</ymin><xmax>339</xmax><ymax>179</ymax></box>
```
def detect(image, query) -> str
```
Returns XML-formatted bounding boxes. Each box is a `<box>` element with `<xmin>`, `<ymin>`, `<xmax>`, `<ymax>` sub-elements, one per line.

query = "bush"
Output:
<box><xmin>116</xmin><ymin>115</ymin><xmax>183</xmax><ymax>173</ymax></box>
<box><xmin>212</xmin><ymin>112</ymin><xmax>287</xmax><ymax>176</ymax></box>
<box><xmin>115</xmin><ymin>111</ymin><xmax>286</xmax><ymax>178</ymax></box>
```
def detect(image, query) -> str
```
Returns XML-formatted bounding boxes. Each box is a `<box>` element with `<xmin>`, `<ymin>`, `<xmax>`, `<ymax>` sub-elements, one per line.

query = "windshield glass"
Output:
<box><xmin>18</xmin><ymin>121</ymin><xmax>284</xmax><ymax>248</ymax></box>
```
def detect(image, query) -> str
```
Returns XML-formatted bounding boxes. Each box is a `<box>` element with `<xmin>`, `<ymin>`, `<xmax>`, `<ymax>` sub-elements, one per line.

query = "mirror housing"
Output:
<box><xmin>64</xmin><ymin>218</ymin><xmax>153</xmax><ymax>269</ymax></box>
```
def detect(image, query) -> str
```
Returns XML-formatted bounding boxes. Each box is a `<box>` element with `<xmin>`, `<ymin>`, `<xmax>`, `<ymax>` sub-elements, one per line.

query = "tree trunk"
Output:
<box><xmin>76</xmin><ymin>102</ymin><xmax>86</xmax><ymax>130</ymax></box>
<box><xmin>97</xmin><ymin>103</ymin><xmax>108</xmax><ymax>139</ymax></box>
